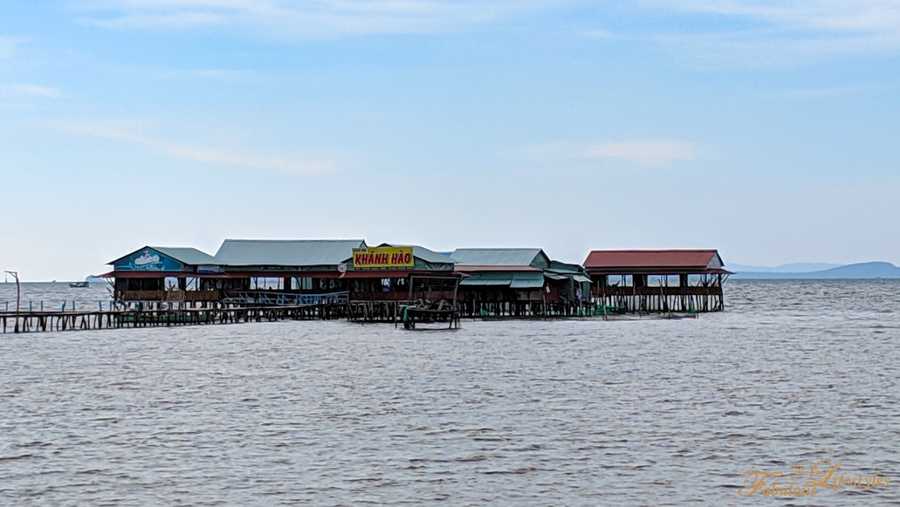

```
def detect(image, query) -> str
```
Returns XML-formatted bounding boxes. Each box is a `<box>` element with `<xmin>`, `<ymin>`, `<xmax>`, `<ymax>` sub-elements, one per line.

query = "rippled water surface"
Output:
<box><xmin>2</xmin><ymin>281</ymin><xmax>899</xmax><ymax>505</ymax></box>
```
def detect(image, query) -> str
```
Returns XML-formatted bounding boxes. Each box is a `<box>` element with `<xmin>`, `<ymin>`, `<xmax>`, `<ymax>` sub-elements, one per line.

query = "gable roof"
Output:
<box><xmin>451</xmin><ymin>248</ymin><xmax>547</xmax><ymax>267</ymax></box>
<box><xmin>214</xmin><ymin>239</ymin><xmax>365</xmax><ymax>267</ymax></box>
<box><xmin>154</xmin><ymin>247</ymin><xmax>218</xmax><ymax>266</ymax></box>
<box><xmin>108</xmin><ymin>246</ymin><xmax>216</xmax><ymax>266</ymax></box>
<box><xmin>583</xmin><ymin>249</ymin><xmax>726</xmax><ymax>272</ymax></box>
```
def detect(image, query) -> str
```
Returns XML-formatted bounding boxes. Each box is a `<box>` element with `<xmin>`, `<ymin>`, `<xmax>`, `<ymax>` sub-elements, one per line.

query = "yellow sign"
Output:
<box><xmin>739</xmin><ymin>460</ymin><xmax>890</xmax><ymax>497</ymax></box>
<box><xmin>352</xmin><ymin>247</ymin><xmax>414</xmax><ymax>269</ymax></box>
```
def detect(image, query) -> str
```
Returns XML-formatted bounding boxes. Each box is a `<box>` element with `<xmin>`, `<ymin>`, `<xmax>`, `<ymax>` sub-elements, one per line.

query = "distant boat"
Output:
<box><xmin>69</xmin><ymin>281</ymin><xmax>90</xmax><ymax>288</ymax></box>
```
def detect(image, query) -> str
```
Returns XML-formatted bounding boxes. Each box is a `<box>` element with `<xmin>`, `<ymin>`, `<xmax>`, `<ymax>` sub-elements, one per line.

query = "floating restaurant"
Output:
<box><xmin>341</xmin><ymin>244</ymin><xmax>461</xmax><ymax>323</ymax></box>
<box><xmin>109</xmin><ymin>240</ymin><xmax>364</xmax><ymax>309</ymax></box>
<box><xmin>92</xmin><ymin>241</ymin><xmax>733</xmax><ymax>326</ymax></box>
<box><xmin>451</xmin><ymin>249</ymin><xmax>592</xmax><ymax>317</ymax></box>
<box><xmin>583</xmin><ymin>249</ymin><xmax>731</xmax><ymax>313</ymax></box>
<box><xmin>3</xmin><ymin>241</ymin><xmax>733</xmax><ymax>333</ymax></box>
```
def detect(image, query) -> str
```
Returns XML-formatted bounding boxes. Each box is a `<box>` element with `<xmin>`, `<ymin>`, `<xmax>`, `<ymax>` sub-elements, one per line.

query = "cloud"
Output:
<box><xmin>638</xmin><ymin>0</ymin><xmax>900</xmax><ymax>62</ymax></box>
<box><xmin>75</xmin><ymin>0</ymin><xmax>566</xmax><ymax>37</ymax></box>
<box><xmin>49</xmin><ymin>120</ymin><xmax>338</xmax><ymax>175</ymax></box>
<box><xmin>774</xmin><ymin>84</ymin><xmax>882</xmax><ymax>100</ymax></box>
<box><xmin>0</xmin><ymin>84</ymin><xmax>63</xmax><ymax>99</ymax></box>
<box><xmin>526</xmin><ymin>139</ymin><xmax>698</xmax><ymax>168</ymax></box>
<box><xmin>646</xmin><ymin>1</ymin><xmax>900</xmax><ymax>34</ymax></box>
<box><xmin>584</xmin><ymin>140</ymin><xmax>697</xmax><ymax>167</ymax></box>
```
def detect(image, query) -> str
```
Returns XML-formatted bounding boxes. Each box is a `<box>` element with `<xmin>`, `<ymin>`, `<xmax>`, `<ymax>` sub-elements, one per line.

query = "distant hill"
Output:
<box><xmin>729</xmin><ymin>262</ymin><xmax>842</xmax><ymax>273</ymax></box>
<box><xmin>732</xmin><ymin>262</ymin><xmax>900</xmax><ymax>280</ymax></box>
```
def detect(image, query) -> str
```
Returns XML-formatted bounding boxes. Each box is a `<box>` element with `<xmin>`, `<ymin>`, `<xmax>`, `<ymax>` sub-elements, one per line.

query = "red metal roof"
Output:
<box><xmin>584</xmin><ymin>250</ymin><xmax>726</xmax><ymax>272</ymax></box>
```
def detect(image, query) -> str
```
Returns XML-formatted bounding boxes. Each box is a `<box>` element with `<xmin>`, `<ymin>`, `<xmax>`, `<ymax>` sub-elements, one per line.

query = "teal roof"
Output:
<box><xmin>510</xmin><ymin>272</ymin><xmax>546</xmax><ymax>288</ymax></box>
<box><xmin>459</xmin><ymin>271</ymin><xmax>545</xmax><ymax>288</ymax></box>
<box><xmin>214</xmin><ymin>239</ymin><xmax>365</xmax><ymax>267</ymax></box>
<box><xmin>108</xmin><ymin>246</ymin><xmax>216</xmax><ymax>266</ymax></box>
<box><xmin>452</xmin><ymin>248</ymin><xmax>546</xmax><ymax>267</ymax></box>
<box><xmin>153</xmin><ymin>247</ymin><xmax>217</xmax><ymax>266</ymax></box>
<box><xmin>548</xmin><ymin>260</ymin><xmax>585</xmax><ymax>274</ymax></box>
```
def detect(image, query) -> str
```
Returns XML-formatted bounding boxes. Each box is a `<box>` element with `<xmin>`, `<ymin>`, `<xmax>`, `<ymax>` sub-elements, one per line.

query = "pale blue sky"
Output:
<box><xmin>2</xmin><ymin>1</ymin><xmax>899</xmax><ymax>280</ymax></box>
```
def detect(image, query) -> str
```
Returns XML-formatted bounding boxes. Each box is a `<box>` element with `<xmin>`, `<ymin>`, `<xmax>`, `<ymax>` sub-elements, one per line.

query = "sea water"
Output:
<box><xmin>1</xmin><ymin>281</ymin><xmax>898</xmax><ymax>505</ymax></box>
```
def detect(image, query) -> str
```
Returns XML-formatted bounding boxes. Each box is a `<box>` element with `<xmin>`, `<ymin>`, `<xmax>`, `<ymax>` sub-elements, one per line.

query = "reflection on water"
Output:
<box><xmin>1</xmin><ymin>281</ymin><xmax>898</xmax><ymax>505</ymax></box>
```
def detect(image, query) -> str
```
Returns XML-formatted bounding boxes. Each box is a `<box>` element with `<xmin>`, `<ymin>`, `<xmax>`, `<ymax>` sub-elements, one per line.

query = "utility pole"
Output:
<box><xmin>4</xmin><ymin>271</ymin><xmax>20</xmax><ymax>314</ymax></box>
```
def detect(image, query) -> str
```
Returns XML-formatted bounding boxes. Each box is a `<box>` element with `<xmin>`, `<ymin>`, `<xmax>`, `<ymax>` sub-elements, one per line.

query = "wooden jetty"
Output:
<box><xmin>0</xmin><ymin>304</ymin><xmax>340</xmax><ymax>334</ymax></box>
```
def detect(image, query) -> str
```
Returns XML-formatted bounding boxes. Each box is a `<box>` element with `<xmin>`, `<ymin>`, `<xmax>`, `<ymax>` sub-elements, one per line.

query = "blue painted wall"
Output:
<box><xmin>114</xmin><ymin>248</ymin><xmax>185</xmax><ymax>272</ymax></box>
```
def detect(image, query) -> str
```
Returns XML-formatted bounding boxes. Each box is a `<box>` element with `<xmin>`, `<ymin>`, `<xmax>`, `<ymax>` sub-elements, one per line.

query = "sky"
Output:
<box><xmin>1</xmin><ymin>0</ymin><xmax>899</xmax><ymax>281</ymax></box>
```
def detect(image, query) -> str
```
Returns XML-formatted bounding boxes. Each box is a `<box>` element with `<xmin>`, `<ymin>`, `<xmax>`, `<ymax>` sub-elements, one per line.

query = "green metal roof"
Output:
<box><xmin>548</xmin><ymin>260</ymin><xmax>586</xmax><ymax>274</ymax></box>
<box><xmin>459</xmin><ymin>277</ymin><xmax>510</xmax><ymax>287</ymax></box>
<box><xmin>153</xmin><ymin>247</ymin><xmax>217</xmax><ymax>266</ymax></box>
<box><xmin>510</xmin><ymin>272</ymin><xmax>546</xmax><ymax>289</ymax></box>
<box><xmin>108</xmin><ymin>246</ymin><xmax>216</xmax><ymax>266</ymax></box>
<box><xmin>459</xmin><ymin>271</ymin><xmax>545</xmax><ymax>288</ymax></box>
<box><xmin>451</xmin><ymin>248</ymin><xmax>547</xmax><ymax>267</ymax></box>
<box><xmin>214</xmin><ymin>239</ymin><xmax>365</xmax><ymax>267</ymax></box>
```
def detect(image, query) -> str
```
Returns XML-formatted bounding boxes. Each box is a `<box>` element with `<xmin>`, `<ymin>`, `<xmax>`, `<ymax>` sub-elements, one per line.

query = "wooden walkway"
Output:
<box><xmin>0</xmin><ymin>304</ymin><xmax>344</xmax><ymax>334</ymax></box>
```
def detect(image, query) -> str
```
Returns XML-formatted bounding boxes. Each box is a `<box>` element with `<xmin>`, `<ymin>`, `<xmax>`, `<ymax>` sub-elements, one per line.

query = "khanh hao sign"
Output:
<box><xmin>352</xmin><ymin>247</ymin><xmax>414</xmax><ymax>269</ymax></box>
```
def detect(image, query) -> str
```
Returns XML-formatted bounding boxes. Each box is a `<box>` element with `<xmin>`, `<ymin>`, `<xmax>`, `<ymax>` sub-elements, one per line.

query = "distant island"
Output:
<box><xmin>731</xmin><ymin>262</ymin><xmax>900</xmax><ymax>280</ymax></box>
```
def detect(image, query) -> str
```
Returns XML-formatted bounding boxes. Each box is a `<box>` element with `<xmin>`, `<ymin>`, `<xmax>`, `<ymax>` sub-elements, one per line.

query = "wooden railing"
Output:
<box><xmin>594</xmin><ymin>287</ymin><xmax>722</xmax><ymax>297</ymax></box>
<box><xmin>119</xmin><ymin>290</ymin><xmax>221</xmax><ymax>302</ymax></box>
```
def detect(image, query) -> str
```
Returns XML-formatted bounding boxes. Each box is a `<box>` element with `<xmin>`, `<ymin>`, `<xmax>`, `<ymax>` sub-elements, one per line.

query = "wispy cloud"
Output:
<box><xmin>0</xmin><ymin>84</ymin><xmax>63</xmax><ymax>99</ymax></box>
<box><xmin>774</xmin><ymin>84</ymin><xmax>883</xmax><ymax>100</ymax></box>
<box><xmin>638</xmin><ymin>0</ymin><xmax>900</xmax><ymax>63</ymax></box>
<box><xmin>49</xmin><ymin>120</ymin><xmax>338</xmax><ymax>176</ymax></box>
<box><xmin>645</xmin><ymin>1</ymin><xmax>900</xmax><ymax>34</ymax></box>
<box><xmin>76</xmin><ymin>0</ymin><xmax>565</xmax><ymax>37</ymax></box>
<box><xmin>526</xmin><ymin>139</ymin><xmax>698</xmax><ymax>168</ymax></box>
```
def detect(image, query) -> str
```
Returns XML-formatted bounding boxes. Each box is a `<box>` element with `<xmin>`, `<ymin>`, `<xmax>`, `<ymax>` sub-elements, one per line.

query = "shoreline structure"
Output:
<box><xmin>2</xmin><ymin>240</ymin><xmax>729</xmax><ymax>333</ymax></box>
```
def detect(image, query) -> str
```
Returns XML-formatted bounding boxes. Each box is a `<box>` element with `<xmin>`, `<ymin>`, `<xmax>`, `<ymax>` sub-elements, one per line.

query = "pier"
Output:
<box><xmin>0</xmin><ymin>304</ymin><xmax>341</xmax><ymax>334</ymax></box>
<box><xmin>1</xmin><ymin>242</ymin><xmax>732</xmax><ymax>334</ymax></box>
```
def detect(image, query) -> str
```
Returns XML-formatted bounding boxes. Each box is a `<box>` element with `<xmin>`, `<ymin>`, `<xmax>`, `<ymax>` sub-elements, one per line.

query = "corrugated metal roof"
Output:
<box><xmin>153</xmin><ymin>247</ymin><xmax>218</xmax><ymax>266</ymax></box>
<box><xmin>379</xmin><ymin>244</ymin><xmax>454</xmax><ymax>265</ymax></box>
<box><xmin>548</xmin><ymin>260</ymin><xmax>584</xmax><ymax>274</ymax></box>
<box><xmin>459</xmin><ymin>271</ymin><xmax>544</xmax><ymax>288</ymax></box>
<box><xmin>214</xmin><ymin>239</ymin><xmax>365</xmax><ymax>267</ymax></box>
<box><xmin>459</xmin><ymin>277</ymin><xmax>510</xmax><ymax>286</ymax></box>
<box><xmin>108</xmin><ymin>246</ymin><xmax>216</xmax><ymax>266</ymax></box>
<box><xmin>451</xmin><ymin>248</ymin><xmax>545</xmax><ymax>267</ymax></box>
<box><xmin>455</xmin><ymin>265</ymin><xmax>541</xmax><ymax>273</ymax></box>
<box><xmin>510</xmin><ymin>272</ymin><xmax>545</xmax><ymax>289</ymax></box>
<box><xmin>584</xmin><ymin>250</ymin><xmax>724</xmax><ymax>270</ymax></box>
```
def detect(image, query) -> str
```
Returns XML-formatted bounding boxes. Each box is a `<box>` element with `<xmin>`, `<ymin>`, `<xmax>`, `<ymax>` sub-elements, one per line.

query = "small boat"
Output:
<box><xmin>69</xmin><ymin>281</ymin><xmax>90</xmax><ymax>288</ymax></box>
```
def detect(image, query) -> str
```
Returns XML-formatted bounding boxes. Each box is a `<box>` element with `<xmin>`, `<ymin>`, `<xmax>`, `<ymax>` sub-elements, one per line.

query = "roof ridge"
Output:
<box><xmin>222</xmin><ymin>238</ymin><xmax>364</xmax><ymax>243</ymax></box>
<box><xmin>454</xmin><ymin>247</ymin><xmax>541</xmax><ymax>251</ymax></box>
<box><xmin>587</xmin><ymin>249</ymin><xmax>718</xmax><ymax>252</ymax></box>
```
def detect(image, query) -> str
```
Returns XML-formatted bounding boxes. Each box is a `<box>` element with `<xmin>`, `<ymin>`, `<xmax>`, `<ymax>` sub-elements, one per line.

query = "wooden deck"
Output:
<box><xmin>0</xmin><ymin>304</ymin><xmax>343</xmax><ymax>334</ymax></box>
